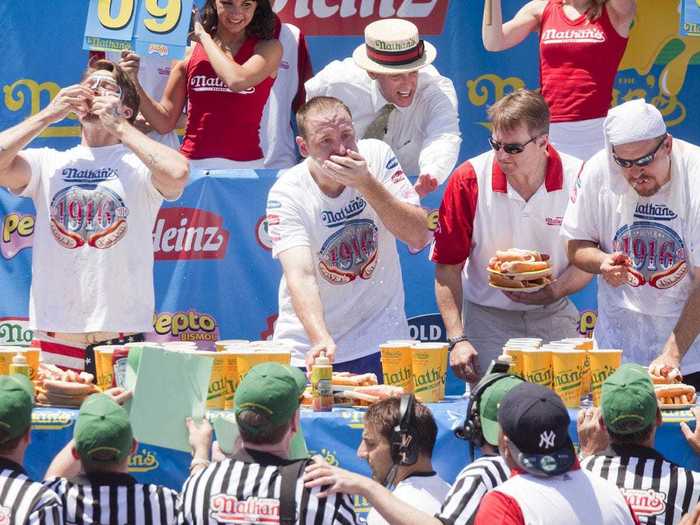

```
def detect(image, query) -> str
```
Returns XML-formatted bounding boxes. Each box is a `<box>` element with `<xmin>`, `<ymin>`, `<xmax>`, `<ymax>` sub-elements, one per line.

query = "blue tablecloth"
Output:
<box><xmin>25</xmin><ymin>398</ymin><xmax>699</xmax><ymax>502</ymax></box>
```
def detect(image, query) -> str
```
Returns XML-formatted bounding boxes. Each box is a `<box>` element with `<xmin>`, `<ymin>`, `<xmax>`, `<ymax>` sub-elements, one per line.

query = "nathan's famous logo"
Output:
<box><xmin>591</xmin><ymin>364</ymin><xmax>617</xmax><ymax>386</ymax></box>
<box><xmin>2</xmin><ymin>213</ymin><xmax>34</xmax><ymax>259</ymax></box>
<box><xmin>189</xmin><ymin>75</ymin><xmax>255</xmax><ymax>95</ymax></box>
<box><xmin>32</xmin><ymin>410</ymin><xmax>73</xmax><ymax>430</ymax></box>
<box><xmin>541</xmin><ymin>27</ymin><xmax>605</xmax><ymax>44</ymax></box>
<box><xmin>153</xmin><ymin>311</ymin><xmax>220</xmax><ymax>343</ymax></box>
<box><xmin>0</xmin><ymin>318</ymin><xmax>33</xmax><ymax>346</ymax></box>
<box><xmin>612</xmin><ymin>221</ymin><xmax>687</xmax><ymax>289</ymax></box>
<box><xmin>50</xmin><ymin>185</ymin><xmax>128</xmax><ymax>250</ymax></box>
<box><xmin>128</xmin><ymin>447</ymin><xmax>160</xmax><ymax>473</ymax></box>
<box><xmin>61</xmin><ymin>166</ymin><xmax>117</xmax><ymax>183</ymax></box>
<box><xmin>579</xmin><ymin>310</ymin><xmax>597</xmax><ymax>338</ymax></box>
<box><xmin>321</xmin><ymin>196</ymin><xmax>367</xmax><ymax>228</ymax></box>
<box><xmin>273</xmin><ymin>0</ymin><xmax>448</xmax><ymax>35</ymax></box>
<box><xmin>153</xmin><ymin>207</ymin><xmax>229</xmax><ymax>260</ymax></box>
<box><xmin>209</xmin><ymin>494</ymin><xmax>279</xmax><ymax>524</ymax></box>
<box><xmin>318</xmin><ymin>219</ymin><xmax>378</xmax><ymax>285</ymax></box>
<box><xmin>622</xmin><ymin>488</ymin><xmax>667</xmax><ymax>517</ymax></box>
<box><xmin>634</xmin><ymin>202</ymin><xmax>678</xmax><ymax>221</ymax></box>
<box><xmin>256</xmin><ymin>215</ymin><xmax>273</xmax><ymax>251</ymax></box>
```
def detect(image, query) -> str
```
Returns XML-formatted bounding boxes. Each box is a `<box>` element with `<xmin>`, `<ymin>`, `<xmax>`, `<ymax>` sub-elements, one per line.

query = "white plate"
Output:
<box><xmin>487</xmin><ymin>267</ymin><xmax>553</xmax><ymax>281</ymax></box>
<box><xmin>488</xmin><ymin>281</ymin><xmax>549</xmax><ymax>293</ymax></box>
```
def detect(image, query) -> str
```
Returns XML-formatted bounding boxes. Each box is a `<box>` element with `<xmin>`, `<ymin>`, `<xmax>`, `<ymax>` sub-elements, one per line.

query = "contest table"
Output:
<box><xmin>25</xmin><ymin>397</ymin><xmax>700</xmax><ymax>513</ymax></box>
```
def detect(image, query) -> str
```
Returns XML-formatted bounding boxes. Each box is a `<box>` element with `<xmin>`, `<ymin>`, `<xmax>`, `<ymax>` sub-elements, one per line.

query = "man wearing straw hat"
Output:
<box><xmin>305</xmin><ymin>18</ymin><xmax>461</xmax><ymax>197</ymax></box>
<box><xmin>562</xmin><ymin>98</ymin><xmax>700</xmax><ymax>388</ymax></box>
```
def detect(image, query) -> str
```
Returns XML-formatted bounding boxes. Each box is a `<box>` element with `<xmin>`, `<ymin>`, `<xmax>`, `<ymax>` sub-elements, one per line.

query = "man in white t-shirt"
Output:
<box><xmin>266</xmin><ymin>96</ymin><xmax>429</xmax><ymax>375</ymax></box>
<box><xmin>561</xmin><ymin>98</ymin><xmax>700</xmax><ymax>388</ymax></box>
<box><xmin>0</xmin><ymin>59</ymin><xmax>188</xmax><ymax>371</ymax></box>
<box><xmin>305</xmin><ymin>18</ymin><xmax>460</xmax><ymax>197</ymax></box>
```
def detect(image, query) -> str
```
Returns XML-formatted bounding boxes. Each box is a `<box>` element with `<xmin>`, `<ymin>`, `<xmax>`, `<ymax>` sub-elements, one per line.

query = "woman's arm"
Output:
<box><xmin>482</xmin><ymin>0</ymin><xmax>546</xmax><ymax>52</ymax></box>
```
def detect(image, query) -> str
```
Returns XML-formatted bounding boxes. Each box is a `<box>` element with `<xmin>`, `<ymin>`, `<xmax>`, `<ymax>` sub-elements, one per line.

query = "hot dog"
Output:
<box><xmin>655</xmin><ymin>384</ymin><xmax>696</xmax><ymax>405</ymax></box>
<box><xmin>332</xmin><ymin>372</ymin><xmax>378</xmax><ymax>386</ymax></box>
<box><xmin>499</xmin><ymin>260</ymin><xmax>551</xmax><ymax>274</ymax></box>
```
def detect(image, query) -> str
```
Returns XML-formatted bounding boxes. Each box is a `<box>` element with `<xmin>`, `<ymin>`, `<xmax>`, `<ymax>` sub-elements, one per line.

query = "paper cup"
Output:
<box><xmin>411</xmin><ymin>343</ymin><xmax>447</xmax><ymax>403</ymax></box>
<box><xmin>380</xmin><ymin>342</ymin><xmax>414</xmax><ymax>393</ymax></box>
<box><xmin>559</xmin><ymin>338</ymin><xmax>594</xmax><ymax>350</ymax></box>
<box><xmin>589</xmin><ymin>349</ymin><xmax>623</xmax><ymax>406</ymax></box>
<box><xmin>93</xmin><ymin>345</ymin><xmax>120</xmax><ymax>390</ymax></box>
<box><xmin>521</xmin><ymin>348</ymin><xmax>552</xmax><ymax>388</ymax></box>
<box><xmin>502</xmin><ymin>346</ymin><xmax>525</xmax><ymax>377</ymax></box>
<box><xmin>551</xmin><ymin>350</ymin><xmax>586</xmax><ymax>408</ymax></box>
<box><xmin>215</xmin><ymin>339</ymin><xmax>250</xmax><ymax>352</ymax></box>
<box><xmin>506</xmin><ymin>338</ymin><xmax>542</xmax><ymax>347</ymax></box>
<box><xmin>199</xmin><ymin>351</ymin><xmax>235</xmax><ymax>410</ymax></box>
<box><xmin>233</xmin><ymin>349</ymin><xmax>292</xmax><ymax>385</ymax></box>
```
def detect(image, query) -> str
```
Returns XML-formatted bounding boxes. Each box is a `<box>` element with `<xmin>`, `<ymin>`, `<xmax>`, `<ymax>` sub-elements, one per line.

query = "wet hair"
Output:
<box><xmin>487</xmin><ymin>88</ymin><xmax>550</xmax><ymax>138</ymax></box>
<box><xmin>201</xmin><ymin>0</ymin><xmax>276</xmax><ymax>40</ymax></box>
<box><xmin>364</xmin><ymin>397</ymin><xmax>438</xmax><ymax>458</ymax></box>
<box><xmin>296</xmin><ymin>96</ymin><xmax>353</xmax><ymax>139</ymax></box>
<box><xmin>83</xmin><ymin>59</ymin><xmax>140</xmax><ymax>124</ymax></box>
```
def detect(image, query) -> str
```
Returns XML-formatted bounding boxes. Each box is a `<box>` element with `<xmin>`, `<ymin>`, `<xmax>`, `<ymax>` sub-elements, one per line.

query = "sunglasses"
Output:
<box><xmin>612</xmin><ymin>135</ymin><xmax>667</xmax><ymax>169</ymax></box>
<box><xmin>488</xmin><ymin>134</ymin><xmax>541</xmax><ymax>155</ymax></box>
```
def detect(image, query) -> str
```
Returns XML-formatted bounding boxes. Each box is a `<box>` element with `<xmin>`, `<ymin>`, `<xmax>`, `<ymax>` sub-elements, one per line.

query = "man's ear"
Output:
<box><xmin>121</xmin><ymin>106</ymin><xmax>134</xmax><ymax>121</ymax></box>
<box><xmin>130</xmin><ymin>438</ymin><xmax>138</xmax><ymax>455</ymax></box>
<box><xmin>296</xmin><ymin>136</ymin><xmax>309</xmax><ymax>158</ymax></box>
<box><xmin>367</xmin><ymin>71</ymin><xmax>378</xmax><ymax>80</ymax></box>
<box><xmin>71</xmin><ymin>446</ymin><xmax>80</xmax><ymax>460</ymax></box>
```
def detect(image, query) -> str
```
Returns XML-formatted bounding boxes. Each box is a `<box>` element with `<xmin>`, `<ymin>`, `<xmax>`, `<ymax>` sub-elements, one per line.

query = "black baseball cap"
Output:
<box><xmin>498</xmin><ymin>382</ymin><xmax>576</xmax><ymax>477</ymax></box>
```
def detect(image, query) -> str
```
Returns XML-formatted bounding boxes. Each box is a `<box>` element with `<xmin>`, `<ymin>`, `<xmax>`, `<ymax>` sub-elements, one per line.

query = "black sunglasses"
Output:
<box><xmin>488</xmin><ymin>134</ymin><xmax>541</xmax><ymax>155</ymax></box>
<box><xmin>612</xmin><ymin>135</ymin><xmax>667</xmax><ymax>169</ymax></box>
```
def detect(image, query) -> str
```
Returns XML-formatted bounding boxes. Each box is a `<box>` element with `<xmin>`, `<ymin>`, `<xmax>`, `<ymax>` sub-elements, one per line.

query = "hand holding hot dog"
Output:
<box><xmin>600</xmin><ymin>252</ymin><xmax>632</xmax><ymax>287</ymax></box>
<box><xmin>42</xmin><ymin>84</ymin><xmax>93</xmax><ymax>123</ymax></box>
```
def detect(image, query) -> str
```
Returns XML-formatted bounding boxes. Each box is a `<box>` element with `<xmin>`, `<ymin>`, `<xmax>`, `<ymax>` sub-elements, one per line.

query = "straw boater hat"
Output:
<box><xmin>352</xmin><ymin>18</ymin><xmax>437</xmax><ymax>74</ymax></box>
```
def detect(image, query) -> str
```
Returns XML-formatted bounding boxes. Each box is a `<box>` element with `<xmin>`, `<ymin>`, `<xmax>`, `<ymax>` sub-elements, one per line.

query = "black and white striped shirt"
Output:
<box><xmin>44</xmin><ymin>472</ymin><xmax>178</xmax><ymax>525</ymax></box>
<box><xmin>0</xmin><ymin>458</ymin><xmax>63</xmax><ymax>525</ymax></box>
<box><xmin>436</xmin><ymin>455</ymin><xmax>510</xmax><ymax>525</ymax></box>
<box><xmin>582</xmin><ymin>444</ymin><xmax>700</xmax><ymax>525</ymax></box>
<box><xmin>177</xmin><ymin>449</ymin><xmax>357</xmax><ymax>524</ymax></box>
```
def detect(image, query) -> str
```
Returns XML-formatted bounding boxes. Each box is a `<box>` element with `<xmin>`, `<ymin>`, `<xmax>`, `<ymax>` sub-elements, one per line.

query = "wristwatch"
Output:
<box><xmin>447</xmin><ymin>335</ymin><xmax>470</xmax><ymax>351</ymax></box>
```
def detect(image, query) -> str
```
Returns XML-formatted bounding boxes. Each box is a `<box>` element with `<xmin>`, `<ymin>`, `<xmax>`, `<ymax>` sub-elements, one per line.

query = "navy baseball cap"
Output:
<box><xmin>498</xmin><ymin>382</ymin><xmax>576</xmax><ymax>477</ymax></box>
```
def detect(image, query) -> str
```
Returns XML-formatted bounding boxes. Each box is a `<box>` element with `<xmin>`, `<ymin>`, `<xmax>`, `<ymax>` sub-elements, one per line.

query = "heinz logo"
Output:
<box><xmin>274</xmin><ymin>0</ymin><xmax>448</xmax><ymax>35</ymax></box>
<box><xmin>153</xmin><ymin>208</ymin><xmax>229</xmax><ymax>260</ymax></box>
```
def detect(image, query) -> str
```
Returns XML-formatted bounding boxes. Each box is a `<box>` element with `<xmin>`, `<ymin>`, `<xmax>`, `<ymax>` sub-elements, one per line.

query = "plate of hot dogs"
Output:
<box><xmin>649</xmin><ymin>366</ymin><xmax>697</xmax><ymax>409</ymax></box>
<box><xmin>487</xmin><ymin>249</ymin><xmax>554</xmax><ymax>293</ymax></box>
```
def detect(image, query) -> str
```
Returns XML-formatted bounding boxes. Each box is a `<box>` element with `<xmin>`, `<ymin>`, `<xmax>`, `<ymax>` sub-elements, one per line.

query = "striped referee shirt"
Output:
<box><xmin>437</xmin><ymin>455</ymin><xmax>509</xmax><ymax>525</ymax></box>
<box><xmin>44</xmin><ymin>472</ymin><xmax>178</xmax><ymax>525</ymax></box>
<box><xmin>177</xmin><ymin>449</ymin><xmax>357</xmax><ymax>524</ymax></box>
<box><xmin>582</xmin><ymin>444</ymin><xmax>700</xmax><ymax>525</ymax></box>
<box><xmin>0</xmin><ymin>458</ymin><xmax>63</xmax><ymax>525</ymax></box>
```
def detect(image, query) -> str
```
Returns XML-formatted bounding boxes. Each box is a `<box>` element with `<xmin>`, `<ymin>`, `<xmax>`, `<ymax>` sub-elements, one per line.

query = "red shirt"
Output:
<box><xmin>539</xmin><ymin>0</ymin><xmax>628</xmax><ymax>122</ymax></box>
<box><xmin>181</xmin><ymin>39</ymin><xmax>274</xmax><ymax>161</ymax></box>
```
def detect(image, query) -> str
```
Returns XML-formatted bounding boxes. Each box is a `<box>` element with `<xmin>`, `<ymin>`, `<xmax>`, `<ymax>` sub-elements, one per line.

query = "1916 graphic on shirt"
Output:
<box><xmin>49</xmin><ymin>184</ymin><xmax>128</xmax><ymax>249</ymax></box>
<box><xmin>318</xmin><ymin>219</ymin><xmax>378</xmax><ymax>285</ymax></box>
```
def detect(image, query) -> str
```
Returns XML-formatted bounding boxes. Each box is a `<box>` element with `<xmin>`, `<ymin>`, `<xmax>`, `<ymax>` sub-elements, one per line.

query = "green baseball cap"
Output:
<box><xmin>0</xmin><ymin>374</ymin><xmax>34</xmax><ymax>443</ymax></box>
<box><xmin>74</xmin><ymin>394</ymin><xmax>133</xmax><ymax>463</ymax></box>
<box><xmin>234</xmin><ymin>363</ymin><xmax>307</xmax><ymax>435</ymax></box>
<box><xmin>601</xmin><ymin>363</ymin><xmax>657</xmax><ymax>435</ymax></box>
<box><xmin>479</xmin><ymin>374</ymin><xmax>525</xmax><ymax>446</ymax></box>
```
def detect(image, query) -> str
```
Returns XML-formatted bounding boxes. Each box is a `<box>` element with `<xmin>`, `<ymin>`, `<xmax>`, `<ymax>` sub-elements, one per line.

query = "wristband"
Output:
<box><xmin>447</xmin><ymin>335</ymin><xmax>470</xmax><ymax>351</ymax></box>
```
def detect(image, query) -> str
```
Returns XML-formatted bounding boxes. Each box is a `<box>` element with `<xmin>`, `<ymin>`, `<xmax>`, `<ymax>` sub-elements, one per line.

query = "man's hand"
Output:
<box><xmin>680</xmin><ymin>503</ymin><xmax>700</xmax><ymax>525</ymax></box>
<box><xmin>304</xmin><ymin>459</ymin><xmax>373</xmax><ymax>499</ymax></box>
<box><xmin>450</xmin><ymin>339</ymin><xmax>480</xmax><ymax>383</ymax></box>
<box><xmin>577</xmin><ymin>407</ymin><xmax>609</xmax><ymax>457</ymax></box>
<box><xmin>324</xmin><ymin>150</ymin><xmax>373</xmax><ymax>191</ymax></box>
<box><xmin>414</xmin><ymin>174</ymin><xmax>438</xmax><ymax>198</ymax></box>
<box><xmin>186</xmin><ymin>417</ymin><xmax>213</xmax><ymax>457</ymax></box>
<box><xmin>503</xmin><ymin>282</ymin><xmax>560</xmax><ymax>306</ymax></box>
<box><xmin>102</xmin><ymin>387</ymin><xmax>133</xmax><ymax>406</ymax></box>
<box><xmin>119</xmin><ymin>50</ymin><xmax>141</xmax><ymax>85</ymax></box>
<box><xmin>680</xmin><ymin>407</ymin><xmax>700</xmax><ymax>455</ymax></box>
<box><xmin>600</xmin><ymin>252</ymin><xmax>632</xmax><ymax>287</ymax></box>
<box><xmin>91</xmin><ymin>93</ymin><xmax>127</xmax><ymax>134</ymax></box>
<box><xmin>649</xmin><ymin>353</ymin><xmax>682</xmax><ymax>378</ymax></box>
<box><xmin>305</xmin><ymin>338</ymin><xmax>337</xmax><ymax>370</ymax></box>
<box><xmin>43</xmin><ymin>85</ymin><xmax>93</xmax><ymax>123</ymax></box>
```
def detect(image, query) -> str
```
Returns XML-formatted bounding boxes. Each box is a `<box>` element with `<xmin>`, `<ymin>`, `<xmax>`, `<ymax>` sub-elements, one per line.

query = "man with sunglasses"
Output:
<box><xmin>430</xmin><ymin>89</ymin><xmax>591</xmax><ymax>383</ymax></box>
<box><xmin>562</xmin><ymin>98</ymin><xmax>700</xmax><ymax>388</ymax></box>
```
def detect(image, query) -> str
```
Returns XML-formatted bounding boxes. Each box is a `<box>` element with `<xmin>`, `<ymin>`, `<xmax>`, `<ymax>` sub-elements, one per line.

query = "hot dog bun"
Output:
<box><xmin>655</xmin><ymin>384</ymin><xmax>696</xmax><ymax>406</ymax></box>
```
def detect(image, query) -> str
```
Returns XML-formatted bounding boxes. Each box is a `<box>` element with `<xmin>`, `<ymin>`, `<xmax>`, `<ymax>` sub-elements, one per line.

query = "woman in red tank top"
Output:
<box><xmin>481</xmin><ymin>0</ymin><xmax>636</xmax><ymax>160</ymax></box>
<box><xmin>133</xmin><ymin>0</ymin><xmax>282</xmax><ymax>167</ymax></box>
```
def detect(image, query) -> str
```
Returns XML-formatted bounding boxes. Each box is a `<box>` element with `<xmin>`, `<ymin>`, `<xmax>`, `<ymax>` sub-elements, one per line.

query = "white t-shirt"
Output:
<box><xmin>267</xmin><ymin>139</ymin><xmax>419</xmax><ymax>365</ymax></box>
<box><xmin>305</xmin><ymin>59</ymin><xmax>461</xmax><ymax>184</ymax></box>
<box><xmin>17</xmin><ymin>144</ymin><xmax>164</xmax><ymax>333</ymax></box>
<box><xmin>366</xmin><ymin>472</ymin><xmax>451</xmax><ymax>525</ymax></box>
<box><xmin>561</xmin><ymin>139</ymin><xmax>700</xmax><ymax>373</ymax></box>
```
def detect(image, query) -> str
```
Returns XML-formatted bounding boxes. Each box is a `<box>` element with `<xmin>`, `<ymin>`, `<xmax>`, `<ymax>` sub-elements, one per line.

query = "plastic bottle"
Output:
<box><xmin>311</xmin><ymin>352</ymin><xmax>333</xmax><ymax>412</ymax></box>
<box><xmin>9</xmin><ymin>352</ymin><xmax>30</xmax><ymax>378</ymax></box>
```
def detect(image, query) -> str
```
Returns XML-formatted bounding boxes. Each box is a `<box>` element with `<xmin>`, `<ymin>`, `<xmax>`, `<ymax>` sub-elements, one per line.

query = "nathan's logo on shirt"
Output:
<box><xmin>321</xmin><ymin>196</ymin><xmax>367</xmax><ymax>227</ymax></box>
<box><xmin>391</xmin><ymin>169</ymin><xmax>407</xmax><ymax>184</ymax></box>
<box><xmin>545</xmin><ymin>216</ymin><xmax>563</xmax><ymax>226</ymax></box>
<box><xmin>1</xmin><ymin>212</ymin><xmax>34</xmax><ymax>259</ymax></box>
<box><xmin>62</xmin><ymin>166</ymin><xmax>118</xmax><ymax>182</ymax></box>
<box><xmin>634</xmin><ymin>202</ymin><xmax>678</xmax><ymax>221</ymax></box>
<box><xmin>209</xmin><ymin>494</ymin><xmax>280</xmax><ymax>524</ymax></box>
<box><xmin>621</xmin><ymin>488</ymin><xmax>667</xmax><ymax>517</ymax></box>
<box><xmin>189</xmin><ymin>75</ymin><xmax>255</xmax><ymax>94</ymax></box>
<box><xmin>50</xmin><ymin>185</ymin><xmax>128</xmax><ymax>250</ymax></box>
<box><xmin>318</xmin><ymin>219</ymin><xmax>378</xmax><ymax>285</ymax></box>
<box><xmin>386</xmin><ymin>156</ymin><xmax>399</xmax><ymax>170</ymax></box>
<box><xmin>153</xmin><ymin>207</ymin><xmax>229</xmax><ymax>260</ymax></box>
<box><xmin>256</xmin><ymin>215</ymin><xmax>274</xmax><ymax>251</ymax></box>
<box><xmin>612</xmin><ymin>221</ymin><xmax>688</xmax><ymax>289</ymax></box>
<box><xmin>0</xmin><ymin>505</ymin><xmax>10</xmax><ymax>525</ymax></box>
<box><xmin>541</xmin><ymin>27</ymin><xmax>605</xmax><ymax>44</ymax></box>
<box><xmin>128</xmin><ymin>447</ymin><xmax>160</xmax><ymax>473</ymax></box>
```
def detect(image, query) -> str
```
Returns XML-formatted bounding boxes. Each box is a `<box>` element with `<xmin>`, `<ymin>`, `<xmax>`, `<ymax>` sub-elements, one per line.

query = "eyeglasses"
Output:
<box><xmin>612</xmin><ymin>135</ymin><xmax>667</xmax><ymax>168</ymax></box>
<box><xmin>488</xmin><ymin>135</ymin><xmax>541</xmax><ymax>155</ymax></box>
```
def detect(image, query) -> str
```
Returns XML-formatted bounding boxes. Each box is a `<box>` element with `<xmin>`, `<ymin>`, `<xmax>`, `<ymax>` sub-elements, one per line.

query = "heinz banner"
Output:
<box><xmin>1</xmin><ymin>1</ymin><xmax>699</xmax><ymax>394</ymax></box>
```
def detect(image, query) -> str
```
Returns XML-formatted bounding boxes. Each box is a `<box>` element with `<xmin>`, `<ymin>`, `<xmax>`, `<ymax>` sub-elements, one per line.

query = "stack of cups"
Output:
<box><xmin>555</xmin><ymin>338</ymin><xmax>594</xmax><ymax>398</ymax></box>
<box><xmin>215</xmin><ymin>339</ymin><xmax>250</xmax><ymax>353</ymax></box>
<box><xmin>502</xmin><ymin>338</ymin><xmax>542</xmax><ymax>378</ymax></box>
<box><xmin>588</xmin><ymin>349</ymin><xmax>623</xmax><ymax>406</ymax></box>
<box><xmin>545</xmin><ymin>342</ymin><xmax>586</xmax><ymax>408</ymax></box>
<box><xmin>379</xmin><ymin>340</ymin><xmax>416</xmax><ymax>393</ymax></box>
<box><xmin>411</xmin><ymin>342</ymin><xmax>448</xmax><ymax>403</ymax></box>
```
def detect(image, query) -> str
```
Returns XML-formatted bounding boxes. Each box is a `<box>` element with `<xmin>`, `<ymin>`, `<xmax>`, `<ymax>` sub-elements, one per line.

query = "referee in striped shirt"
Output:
<box><xmin>304</xmin><ymin>373</ymin><xmax>524</xmax><ymax>525</ymax></box>
<box><xmin>580</xmin><ymin>364</ymin><xmax>700</xmax><ymax>524</ymax></box>
<box><xmin>178</xmin><ymin>362</ymin><xmax>358</xmax><ymax>525</ymax></box>
<box><xmin>43</xmin><ymin>393</ymin><xmax>178</xmax><ymax>524</ymax></box>
<box><xmin>0</xmin><ymin>374</ymin><xmax>63</xmax><ymax>524</ymax></box>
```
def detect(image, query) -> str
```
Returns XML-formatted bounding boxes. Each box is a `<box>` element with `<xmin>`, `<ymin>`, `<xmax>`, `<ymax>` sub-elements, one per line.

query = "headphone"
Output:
<box><xmin>455</xmin><ymin>372</ymin><xmax>511</xmax><ymax>449</ymax></box>
<box><xmin>389</xmin><ymin>394</ymin><xmax>419</xmax><ymax>467</ymax></box>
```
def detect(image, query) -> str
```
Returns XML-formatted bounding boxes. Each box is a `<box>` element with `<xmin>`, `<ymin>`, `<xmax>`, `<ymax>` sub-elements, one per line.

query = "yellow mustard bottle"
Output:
<box><xmin>9</xmin><ymin>352</ymin><xmax>30</xmax><ymax>378</ymax></box>
<box><xmin>311</xmin><ymin>352</ymin><xmax>333</xmax><ymax>412</ymax></box>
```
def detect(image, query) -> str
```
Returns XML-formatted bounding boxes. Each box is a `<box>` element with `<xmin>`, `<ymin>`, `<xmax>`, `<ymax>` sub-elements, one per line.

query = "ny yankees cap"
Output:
<box><xmin>602</xmin><ymin>364</ymin><xmax>658</xmax><ymax>435</ymax></box>
<box><xmin>74</xmin><ymin>394</ymin><xmax>133</xmax><ymax>463</ymax></box>
<box><xmin>498</xmin><ymin>382</ymin><xmax>576</xmax><ymax>477</ymax></box>
<box><xmin>0</xmin><ymin>374</ymin><xmax>34</xmax><ymax>443</ymax></box>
